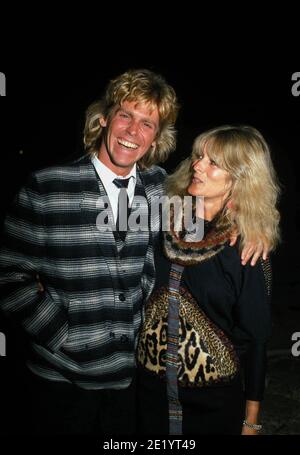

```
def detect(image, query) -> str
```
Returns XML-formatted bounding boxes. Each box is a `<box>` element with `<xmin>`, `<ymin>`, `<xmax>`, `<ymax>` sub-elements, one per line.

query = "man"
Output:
<box><xmin>0</xmin><ymin>69</ymin><xmax>179</xmax><ymax>435</ymax></box>
<box><xmin>0</xmin><ymin>69</ymin><xmax>266</xmax><ymax>435</ymax></box>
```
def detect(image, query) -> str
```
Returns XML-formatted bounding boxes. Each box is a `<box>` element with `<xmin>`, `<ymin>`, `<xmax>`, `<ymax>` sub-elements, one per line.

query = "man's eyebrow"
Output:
<box><xmin>116</xmin><ymin>107</ymin><xmax>130</xmax><ymax>114</ymax></box>
<box><xmin>117</xmin><ymin>107</ymin><xmax>158</xmax><ymax>127</ymax></box>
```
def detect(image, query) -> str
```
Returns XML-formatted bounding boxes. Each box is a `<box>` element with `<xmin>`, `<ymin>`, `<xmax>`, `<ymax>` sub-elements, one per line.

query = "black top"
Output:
<box><xmin>152</xmin><ymin>224</ymin><xmax>271</xmax><ymax>401</ymax></box>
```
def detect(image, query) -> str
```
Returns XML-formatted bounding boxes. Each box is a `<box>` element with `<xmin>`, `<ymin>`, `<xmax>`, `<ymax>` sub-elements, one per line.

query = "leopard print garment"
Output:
<box><xmin>137</xmin><ymin>286</ymin><xmax>239</xmax><ymax>387</ymax></box>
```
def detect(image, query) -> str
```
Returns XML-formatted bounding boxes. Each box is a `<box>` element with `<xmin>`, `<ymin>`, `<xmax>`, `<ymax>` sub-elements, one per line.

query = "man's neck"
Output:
<box><xmin>95</xmin><ymin>153</ymin><xmax>136</xmax><ymax>179</ymax></box>
<box><xmin>97</xmin><ymin>150</ymin><xmax>134</xmax><ymax>177</ymax></box>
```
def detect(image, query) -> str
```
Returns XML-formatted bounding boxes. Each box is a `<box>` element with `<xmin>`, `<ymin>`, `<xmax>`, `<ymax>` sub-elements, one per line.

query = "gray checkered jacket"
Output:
<box><xmin>0</xmin><ymin>155</ymin><xmax>166</xmax><ymax>389</ymax></box>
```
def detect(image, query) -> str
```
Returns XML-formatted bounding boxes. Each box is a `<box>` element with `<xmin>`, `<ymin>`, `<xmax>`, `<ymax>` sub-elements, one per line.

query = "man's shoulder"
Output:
<box><xmin>25</xmin><ymin>154</ymin><xmax>91</xmax><ymax>193</ymax></box>
<box><xmin>139</xmin><ymin>164</ymin><xmax>167</xmax><ymax>185</ymax></box>
<box><xmin>27</xmin><ymin>155</ymin><xmax>89</xmax><ymax>183</ymax></box>
<box><xmin>32</xmin><ymin>155</ymin><xmax>91</xmax><ymax>177</ymax></box>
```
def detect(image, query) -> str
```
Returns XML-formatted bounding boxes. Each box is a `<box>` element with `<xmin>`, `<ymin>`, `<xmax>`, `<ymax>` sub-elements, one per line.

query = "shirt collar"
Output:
<box><xmin>91</xmin><ymin>154</ymin><xmax>137</xmax><ymax>184</ymax></box>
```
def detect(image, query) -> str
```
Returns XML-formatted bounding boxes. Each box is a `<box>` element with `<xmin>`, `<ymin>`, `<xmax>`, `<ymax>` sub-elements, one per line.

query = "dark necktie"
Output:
<box><xmin>113</xmin><ymin>177</ymin><xmax>131</xmax><ymax>241</ymax></box>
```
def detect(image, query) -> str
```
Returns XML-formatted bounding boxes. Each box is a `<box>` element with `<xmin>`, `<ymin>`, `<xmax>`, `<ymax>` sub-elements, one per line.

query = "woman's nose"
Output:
<box><xmin>193</xmin><ymin>159</ymin><xmax>206</xmax><ymax>173</ymax></box>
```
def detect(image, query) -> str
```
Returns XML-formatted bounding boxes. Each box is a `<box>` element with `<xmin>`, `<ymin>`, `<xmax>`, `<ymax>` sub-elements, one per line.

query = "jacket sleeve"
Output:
<box><xmin>233</xmin><ymin>258</ymin><xmax>272</xmax><ymax>401</ymax></box>
<box><xmin>0</xmin><ymin>173</ymin><xmax>68</xmax><ymax>352</ymax></box>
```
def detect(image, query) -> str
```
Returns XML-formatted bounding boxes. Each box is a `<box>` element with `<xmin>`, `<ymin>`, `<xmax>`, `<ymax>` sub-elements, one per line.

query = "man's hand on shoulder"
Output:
<box><xmin>229</xmin><ymin>231</ymin><xmax>269</xmax><ymax>266</ymax></box>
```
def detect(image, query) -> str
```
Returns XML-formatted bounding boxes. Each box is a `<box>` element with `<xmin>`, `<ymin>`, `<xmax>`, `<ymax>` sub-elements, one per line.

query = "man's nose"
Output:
<box><xmin>126</xmin><ymin>119</ymin><xmax>139</xmax><ymax>135</ymax></box>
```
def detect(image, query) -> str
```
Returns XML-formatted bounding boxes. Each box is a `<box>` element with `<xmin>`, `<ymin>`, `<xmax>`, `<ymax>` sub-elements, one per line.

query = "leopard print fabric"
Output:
<box><xmin>137</xmin><ymin>286</ymin><xmax>239</xmax><ymax>387</ymax></box>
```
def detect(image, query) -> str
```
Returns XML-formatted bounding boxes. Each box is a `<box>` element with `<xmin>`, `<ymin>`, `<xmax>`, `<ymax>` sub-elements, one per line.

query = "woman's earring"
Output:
<box><xmin>226</xmin><ymin>200</ymin><xmax>234</xmax><ymax>209</ymax></box>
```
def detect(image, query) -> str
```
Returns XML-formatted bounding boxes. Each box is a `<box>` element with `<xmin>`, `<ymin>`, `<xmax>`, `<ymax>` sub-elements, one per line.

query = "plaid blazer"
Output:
<box><xmin>0</xmin><ymin>155</ymin><xmax>166</xmax><ymax>389</ymax></box>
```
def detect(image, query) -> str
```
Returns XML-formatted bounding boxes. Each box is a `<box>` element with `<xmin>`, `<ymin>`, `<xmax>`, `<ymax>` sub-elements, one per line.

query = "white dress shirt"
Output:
<box><xmin>91</xmin><ymin>154</ymin><xmax>136</xmax><ymax>223</ymax></box>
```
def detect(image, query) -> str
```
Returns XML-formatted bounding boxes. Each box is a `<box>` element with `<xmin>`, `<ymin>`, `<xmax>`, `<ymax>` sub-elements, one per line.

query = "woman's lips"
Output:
<box><xmin>192</xmin><ymin>176</ymin><xmax>204</xmax><ymax>183</ymax></box>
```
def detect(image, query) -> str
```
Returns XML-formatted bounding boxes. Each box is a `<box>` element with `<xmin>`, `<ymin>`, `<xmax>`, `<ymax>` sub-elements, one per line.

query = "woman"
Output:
<box><xmin>137</xmin><ymin>125</ymin><xmax>280</xmax><ymax>435</ymax></box>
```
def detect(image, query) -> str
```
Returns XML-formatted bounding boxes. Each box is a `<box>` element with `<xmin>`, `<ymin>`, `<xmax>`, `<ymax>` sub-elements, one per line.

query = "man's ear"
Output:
<box><xmin>99</xmin><ymin>117</ymin><xmax>107</xmax><ymax>127</ymax></box>
<box><xmin>151</xmin><ymin>139</ymin><xmax>157</xmax><ymax>149</ymax></box>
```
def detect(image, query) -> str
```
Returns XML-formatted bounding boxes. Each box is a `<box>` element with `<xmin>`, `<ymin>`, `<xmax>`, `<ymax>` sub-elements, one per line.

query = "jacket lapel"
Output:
<box><xmin>139</xmin><ymin>167</ymin><xmax>164</xmax><ymax>237</ymax></box>
<box><xmin>79</xmin><ymin>156</ymin><xmax>117</xmax><ymax>257</ymax></box>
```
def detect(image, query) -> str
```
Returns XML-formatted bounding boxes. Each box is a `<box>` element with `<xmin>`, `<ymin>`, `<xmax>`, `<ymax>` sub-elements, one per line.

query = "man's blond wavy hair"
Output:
<box><xmin>167</xmin><ymin>125</ymin><xmax>281</xmax><ymax>251</ymax></box>
<box><xmin>83</xmin><ymin>69</ymin><xmax>179</xmax><ymax>169</ymax></box>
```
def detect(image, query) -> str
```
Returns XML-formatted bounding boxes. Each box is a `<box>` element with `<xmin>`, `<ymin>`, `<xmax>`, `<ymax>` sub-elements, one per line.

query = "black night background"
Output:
<box><xmin>0</xmin><ymin>37</ymin><xmax>299</xmax><ymax>445</ymax></box>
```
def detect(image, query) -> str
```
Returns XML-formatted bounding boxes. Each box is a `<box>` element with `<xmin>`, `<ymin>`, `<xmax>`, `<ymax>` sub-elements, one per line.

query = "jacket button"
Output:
<box><xmin>120</xmin><ymin>335</ymin><xmax>129</xmax><ymax>343</ymax></box>
<box><xmin>119</xmin><ymin>293</ymin><xmax>126</xmax><ymax>302</ymax></box>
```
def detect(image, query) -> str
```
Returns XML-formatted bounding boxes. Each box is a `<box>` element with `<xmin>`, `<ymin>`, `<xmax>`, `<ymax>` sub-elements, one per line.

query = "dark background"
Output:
<box><xmin>0</xmin><ymin>61</ymin><xmax>299</xmax><ymax>269</ymax></box>
<box><xmin>0</xmin><ymin>47</ymin><xmax>299</xmax><ymax>435</ymax></box>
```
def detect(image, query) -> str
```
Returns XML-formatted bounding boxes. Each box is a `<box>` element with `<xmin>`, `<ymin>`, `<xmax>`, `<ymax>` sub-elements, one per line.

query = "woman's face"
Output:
<box><xmin>188</xmin><ymin>147</ymin><xmax>232</xmax><ymax>213</ymax></box>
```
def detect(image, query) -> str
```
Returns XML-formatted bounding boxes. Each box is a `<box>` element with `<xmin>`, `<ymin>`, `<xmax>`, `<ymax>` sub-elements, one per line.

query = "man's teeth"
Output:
<box><xmin>118</xmin><ymin>139</ymin><xmax>138</xmax><ymax>149</ymax></box>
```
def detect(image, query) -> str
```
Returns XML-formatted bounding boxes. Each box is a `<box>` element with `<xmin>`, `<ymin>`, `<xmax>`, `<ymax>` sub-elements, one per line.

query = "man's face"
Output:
<box><xmin>98</xmin><ymin>100</ymin><xmax>159</xmax><ymax>176</ymax></box>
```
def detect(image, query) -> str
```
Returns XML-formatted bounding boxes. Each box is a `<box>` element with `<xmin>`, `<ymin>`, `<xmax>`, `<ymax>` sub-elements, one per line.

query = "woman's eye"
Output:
<box><xmin>210</xmin><ymin>160</ymin><xmax>217</xmax><ymax>166</ymax></box>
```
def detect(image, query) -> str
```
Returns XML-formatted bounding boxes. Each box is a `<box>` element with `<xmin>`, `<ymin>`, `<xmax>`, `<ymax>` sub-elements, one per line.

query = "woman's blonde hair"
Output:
<box><xmin>83</xmin><ymin>69</ymin><xmax>179</xmax><ymax>169</ymax></box>
<box><xmin>167</xmin><ymin>125</ymin><xmax>281</xmax><ymax>251</ymax></box>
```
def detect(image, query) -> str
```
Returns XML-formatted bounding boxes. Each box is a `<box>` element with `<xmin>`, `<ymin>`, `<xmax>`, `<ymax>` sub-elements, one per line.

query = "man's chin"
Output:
<box><xmin>111</xmin><ymin>158</ymin><xmax>137</xmax><ymax>169</ymax></box>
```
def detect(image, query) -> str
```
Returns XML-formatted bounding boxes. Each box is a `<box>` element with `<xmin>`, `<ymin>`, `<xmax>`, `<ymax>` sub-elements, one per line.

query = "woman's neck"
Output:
<box><xmin>198</xmin><ymin>201</ymin><xmax>224</xmax><ymax>221</ymax></box>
